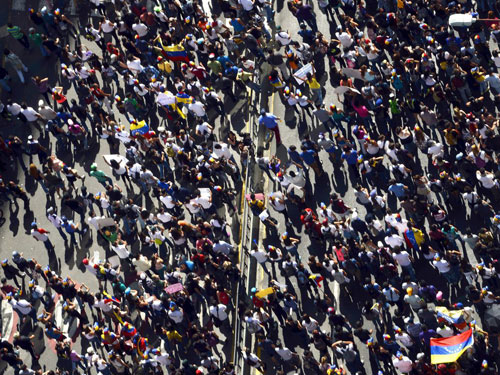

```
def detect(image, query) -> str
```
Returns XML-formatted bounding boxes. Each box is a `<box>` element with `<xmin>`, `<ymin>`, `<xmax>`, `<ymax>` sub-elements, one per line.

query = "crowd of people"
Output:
<box><xmin>0</xmin><ymin>0</ymin><xmax>500</xmax><ymax>374</ymax></box>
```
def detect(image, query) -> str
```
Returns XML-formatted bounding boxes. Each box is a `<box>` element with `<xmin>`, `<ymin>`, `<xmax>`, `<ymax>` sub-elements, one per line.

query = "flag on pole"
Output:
<box><xmin>163</xmin><ymin>44</ymin><xmax>189</xmax><ymax>62</ymax></box>
<box><xmin>430</xmin><ymin>329</ymin><xmax>474</xmax><ymax>364</ymax></box>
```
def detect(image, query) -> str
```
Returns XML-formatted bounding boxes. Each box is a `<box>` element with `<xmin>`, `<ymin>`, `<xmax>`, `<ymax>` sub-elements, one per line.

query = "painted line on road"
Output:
<box><xmin>237</xmin><ymin>87</ymin><xmax>252</xmax><ymax>265</ymax></box>
<box><xmin>12</xmin><ymin>0</ymin><xmax>27</xmax><ymax>11</ymax></box>
<box><xmin>1</xmin><ymin>299</ymin><xmax>18</xmax><ymax>342</ymax></box>
<box><xmin>333</xmin><ymin>280</ymin><xmax>340</xmax><ymax>309</ymax></box>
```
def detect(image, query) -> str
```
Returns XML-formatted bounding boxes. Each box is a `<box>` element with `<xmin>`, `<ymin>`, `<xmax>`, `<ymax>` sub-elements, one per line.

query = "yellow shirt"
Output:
<box><xmin>158</xmin><ymin>60</ymin><xmax>173</xmax><ymax>74</ymax></box>
<box><xmin>307</xmin><ymin>77</ymin><xmax>321</xmax><ymax>89</ymax></box>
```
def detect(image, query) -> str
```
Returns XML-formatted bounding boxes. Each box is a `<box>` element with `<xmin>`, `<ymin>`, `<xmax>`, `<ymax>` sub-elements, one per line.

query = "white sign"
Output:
<box><xmin>293</xmin><ymin>63</ymin><xmax>313</xmax><ymax>85</ymax></box>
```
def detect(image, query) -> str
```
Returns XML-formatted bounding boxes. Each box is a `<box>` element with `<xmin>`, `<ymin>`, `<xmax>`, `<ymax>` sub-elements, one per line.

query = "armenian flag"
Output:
<box><xmin>430</xmin><ymin>329</ymin><xmax>474</xmax><ymax>364</ymax></box>
<box><xmin>163</xmin><ymin>44</ymin><xmax>189</xmax><ymax>62</ymax></box>
<box><xmin>130</xmin><ymin>120</ymin><xmax>149</xmax><ymax>136</ymax></box>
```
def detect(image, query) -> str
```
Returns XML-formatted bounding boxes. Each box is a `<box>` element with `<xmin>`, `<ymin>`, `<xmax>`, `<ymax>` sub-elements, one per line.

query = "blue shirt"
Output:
<box><xmin>63</xmin><ymin>221</ymin><xmax>76</xmax><ymax>233</ymax></box>
<box><xmin>300</xmin><ymin>149</ymin><xmax>315</xmax><ymax>165</ymax></box>
<box><xmin>287</xmin><ymin>149</ymin><xmax>303</xmax><ymax>165</ymax></box>
<box><xmin>259</xmin><ymin>113</ymin><xmax>278</xmax><ymax>129</ymax></box>
<box><xmin>388</xmin><ymin>183</ymin><xmax>406</xmax><ymax>197</ymax></box>
<box><xmin>217</xmin><ymin>55</ymin><xmax>234</xmax><ymax>70</ymax></box>
<box><xmin>341</xmin><ymin>150</ymin><xmax>358</xmax><ymax>165</ymax></box>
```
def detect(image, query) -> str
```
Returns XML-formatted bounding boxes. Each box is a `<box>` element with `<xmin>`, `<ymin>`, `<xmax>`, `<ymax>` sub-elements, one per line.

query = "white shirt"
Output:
<box><xmin>239</xmin><ymin>0</ymin><xmax>254</xmax><ymax>10</ymax></box>
<box><xmin>275</xmin><ymin>347</ymin><xmax>293</xmax><ymax>361</ymax></box>
<box><xmin>157</xmin><ymin>212</ymin><xmax>173</xmax><ymax>223</ymax></box>
<box><xmin>127</xmin><ymin>59</ymin><xmax>144</xmax><ymax>75</ymax></box>
<box><xmin>209</xmin><ymin>304</ymin><xmax>228</xmax><ymax>320</ymax></box>
<box><xmin>168</xmin><ymin>309</ymin><xmax>184</xmax><ymax>323</ymax></box>
<box><xmin>477</xmin><ymin>171</ymin><xmax>496</xmax><ymax>189</ymax></box>
<box><xmin>486</xmin><ymin>74</ymin><xmax>500</xmax><ymax>91</ymax></box>
<box><xmin>132</xmin><ymin>23</ymin><xmax>148</xmax><ymax>37</ymax></box>
<box><xmin>393</xmin><ymin>251</ymin><xmax>411</xmax><ymax>267</ymax></box>
<box><xmin>10</xmin><ymin>299</ymin><xmax>32</xmax><ymax>315</ymax></box>
<box><xmin>275</xmin><ymin>31</ymin><xmax>291</xmax><ymax>45</ymax></box>
<box><xmin>336</xmin><ymin>31</ymin><xmax>353</xmax><ymax>47</ymax></box>
<box><xmin>31</xmin><ymin>229</ymin><xmax>48</xmax><ymax>242</ymax></box>
<box><xmin>250</xmin><ymin>250</ymin><xmax>268</xmax><ymax>263</ymax></box>
<box><xmin>160</xmin><ymin>195</ymin><xmax>175</xmax><ymax>209</ymax></box>
<box><xmin>433</xmin><ymin>259</ymin><xmax>451</xmax><ymax>273</ymax></box>
<box><xmin>94</xmin><ymin>299</ymin><xmax>113</xmax><ymax>312</ymax></box>
<box><xmin>22</xmin><ymin>107</ymin><xmax>40</xmax><ymax>122</ymax></box>
<box><xmin>213</xmin><ymin>143</ymin><xmax>232</xmax><ymax>160</ymax></box>
<box><xmin>101</xmin><ymin>20</ymin><xmax>115</xmax><ymax>33</ymax></box>
<box><xmin>196</xmin><ymin>122</ymin><xmax>212</xmax><ymax>136</ymax></box>
<box><xmin>395</xmin><ymin>332</ymin><xmax>413</xmax><ymax>347</ymax></box>
<box><xmin>189</xmin><ymin>101</ymin><xmax>206</xmax><ymax>116</ymax></box>
<box><xmin>385</xmin><ymin>234</ymin><xmax>404</xmax><ymax>249</ymax></box>
<box><xmin>7</xmin><ymin>102</ymin><xmax>22</xmax><ymax>116</ymax></box>
<box><xmin>302</xmin><ymin>318</ymin><xmax>319</xmax><ymax>333</ymax></box>
<box><xmin>393</xmin><ymin>356</ymin><xmax>413</xmax><ymax>373</ymax></box>
<box><xmin>47</xmin><ymin>213</ymin><xmax>63</xmax><ymax>228</ymax></box>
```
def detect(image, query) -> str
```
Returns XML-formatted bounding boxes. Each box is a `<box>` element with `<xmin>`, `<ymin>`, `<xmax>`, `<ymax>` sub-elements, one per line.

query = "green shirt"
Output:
<box><xmin>7</xmin><ymin>26</ymin><xmax>23</xmax><ymax>40</ymax></box>
<box><xmin>29</xmin><ymin>32</ymin><xmax>43</xmax><ymax>47</ymax></box>
<box><xmin>90</xmin><ymin>170</ymin><xmax>108</xmax><ymax>182</ymax></box>
<box><xmin>207</xmin><ymin>60</ymin><xmax>222</xmax><ymax>75</ymax></box>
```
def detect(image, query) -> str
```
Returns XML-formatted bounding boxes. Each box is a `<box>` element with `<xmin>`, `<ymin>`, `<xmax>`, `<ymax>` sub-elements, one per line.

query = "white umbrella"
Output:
<box><xmin>449</xmin><ymin>14</ymin><xmax>475</xmax><ymax>27</ymax></box>
<box><xmin>448</xmin><ymin>13</ymin><xmax>498</xmax><ymax>27</ymax></box>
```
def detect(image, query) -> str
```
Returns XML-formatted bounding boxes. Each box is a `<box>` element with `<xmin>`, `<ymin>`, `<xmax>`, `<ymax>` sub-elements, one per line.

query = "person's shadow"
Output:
<box><xmin>8</xmin><ymin>204</ymin><xmax>20</xmax><ymax>236</ymax></box>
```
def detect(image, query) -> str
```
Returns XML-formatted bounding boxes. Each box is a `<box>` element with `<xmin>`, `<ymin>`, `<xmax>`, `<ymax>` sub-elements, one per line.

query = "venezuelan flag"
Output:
<box><xmin>130</xmin><ymin>120</ymin><xmax>149</xmax><ymax>136</ymax></box>
<box><xmin>269</xmin><ymin>75</ymin><xmax>282</xmax><ymax>88</ymax></box>
<box><xmin>430</xmin><ymin>329</ymin><xmax>474</xmax><ymax>364</ymax></box>
<box><xmin>163</xmin><ymin>44</ymin><xmax>189</xmax><ymax>62</ymax></box>
<box><xmin>176</xmin><ymin>92</ymin><xmax>193</xmax><ymax>104</ymax></box>
<box><xmin>436</xmin><ymin>306</ymin><xmax>465</xmax><ymax>325</ymax></box>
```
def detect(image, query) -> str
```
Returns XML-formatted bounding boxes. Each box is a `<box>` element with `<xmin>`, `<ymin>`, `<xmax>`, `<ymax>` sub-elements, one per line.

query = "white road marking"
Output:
<box><xmin>1</xmin><ymin>300</ymin><xmax>14</xmax><ymax>339</ymax></box>
<box><xmin>0</xmin><ymin>26</ymin><xmax>9</xmax><ymax>39</ymax></box>
<box><xmin>12</xmin><ymin>0</ymin><xmax>27</xmax><ymax>11</ymax></box>
<box><xmin>333</xmin><ymin>280</ymin><xmax>340</xmax><ymax>309</ymax></box>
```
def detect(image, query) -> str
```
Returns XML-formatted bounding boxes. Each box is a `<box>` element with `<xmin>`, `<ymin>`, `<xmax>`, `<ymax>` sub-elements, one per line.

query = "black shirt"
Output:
<box><xmin>13</xmin><ymin>336</ymin><xmax>31</xmax><ymax>349</ymax></box>
<box><xmin>42</xmin><ymin>39</ymin><xmax>59</xmax><ymax>52</ymax></box>
<box><xmin>108</xmin><ymin>188</ymin><xmax>122</xmax><ymax>202</ymax></box>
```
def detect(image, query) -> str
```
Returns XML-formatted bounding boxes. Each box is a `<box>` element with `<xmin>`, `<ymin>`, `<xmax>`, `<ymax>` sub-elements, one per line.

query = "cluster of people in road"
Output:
<box><xmin>0</xmin><ymin>0</ymin><xmax>500</xmax><ymax>374</ymax></box>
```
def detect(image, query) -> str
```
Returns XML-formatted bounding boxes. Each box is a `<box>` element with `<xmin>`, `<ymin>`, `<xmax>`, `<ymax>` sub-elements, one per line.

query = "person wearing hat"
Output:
<box><xmin>392</xmin><ymin>351</ymin><xmax>413</xmax><ymax>373</ymax></box>
<box><xmin>30</xmin><ymin>221</ymin><xmax>54</xmax><ymax>251</ymax></box>
<box><xmin>1</xmin><ymin>259</ymin><xmax>22</xmax><ymax>287</ymax></box>
<box><xmin>61</xmin><ymin>215</ymin><xmax>87</xmax><ymax>246</ymax></box>
<box><xmin>89</xmin><ymin>163</ymin><xmax>113</xmax><ymax>187</ymax></box>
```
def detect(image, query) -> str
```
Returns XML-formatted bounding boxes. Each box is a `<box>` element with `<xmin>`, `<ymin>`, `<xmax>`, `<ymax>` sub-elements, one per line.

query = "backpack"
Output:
<box><xmin>430</xmin><ymin>180</ymin><xmax>443</xmax><ymax>193</ymax></box>
<box><xmin>296</xmin><ymin>269</ymin><xmax>309</xmax><ymax>285</ymax></box>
